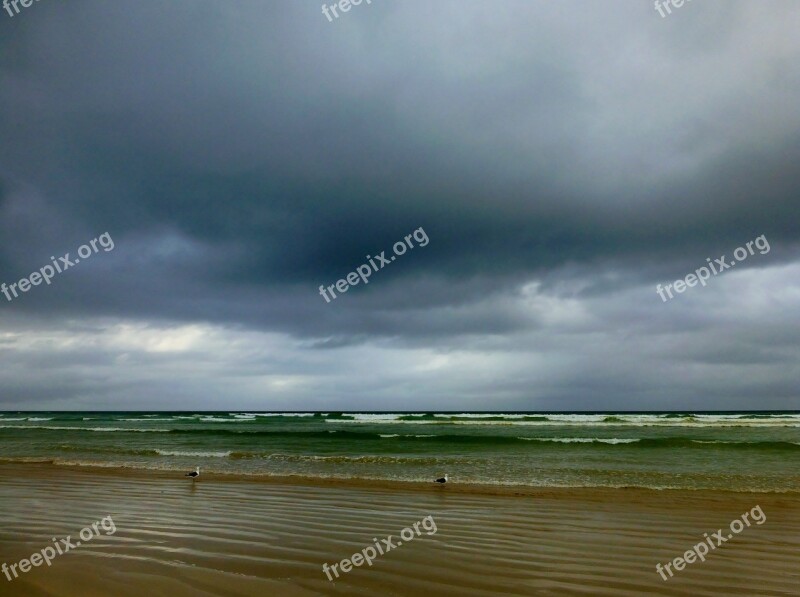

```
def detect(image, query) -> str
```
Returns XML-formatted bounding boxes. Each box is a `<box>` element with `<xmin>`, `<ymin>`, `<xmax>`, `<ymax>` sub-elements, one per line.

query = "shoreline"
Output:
<box><xmin>2</xmin><ymin>460</ymin><xmax>798</xmax><ymax>500</ymax></box>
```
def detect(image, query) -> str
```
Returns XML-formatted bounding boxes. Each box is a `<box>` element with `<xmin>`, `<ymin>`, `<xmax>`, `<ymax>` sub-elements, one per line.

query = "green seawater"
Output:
<box><xmin>1</xmin><ymin>412</ymin><xmax>799</xmax><ymax>492</ymax></box>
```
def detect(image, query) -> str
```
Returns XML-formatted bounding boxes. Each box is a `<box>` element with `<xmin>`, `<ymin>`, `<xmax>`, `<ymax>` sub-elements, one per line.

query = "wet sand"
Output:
<box><xmin>0</xmin><ymin>463</ymin><xmax>798</xmax><ymax>596</ymax></box>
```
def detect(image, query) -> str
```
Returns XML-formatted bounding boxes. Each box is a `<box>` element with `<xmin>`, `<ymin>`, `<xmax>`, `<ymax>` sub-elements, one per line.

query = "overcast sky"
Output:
<box><xmin>1</xmin><ymin>0</ymin><xmax>799</xmax><ymax>411</ymax></box>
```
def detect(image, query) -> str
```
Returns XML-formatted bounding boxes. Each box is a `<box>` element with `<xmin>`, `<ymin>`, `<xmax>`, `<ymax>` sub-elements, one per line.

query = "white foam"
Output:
<box><xmin>155</xmin><ymin>449</ymin><xmax>232</xmax><ymax>458</ymax></box>
<box><xmin>199</xmin><ymin>417</ymin><xmax>244</xmax><ymax>423</ymax></box>
<box><xmin>348</xmin><ymin>414</ymin><xmax>406</xmax><ymax>422</ymax></box>
<box><xmin>518</xmin><ymin>437</ymin><xmax>640</xmax><ymax>444</ymax></box>
<box><xmin>325</xmin><ymin>413</ymin><xmax>800</xmax><ymax>427</ymax></box>
<box><xmin>118</xmin><ymin>418</ymin><xmax>175</xmax><ymax>422</ymax></box>
<box><xmin>0</xmin><ymin>425</ymin><xmax>170</xmax><ymax>432</ymax></box>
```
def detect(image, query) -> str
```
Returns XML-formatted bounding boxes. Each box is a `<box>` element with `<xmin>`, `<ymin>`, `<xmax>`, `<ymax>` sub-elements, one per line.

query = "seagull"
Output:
<box><xmin>435</xmin><ymin>474</ymin><xmax>448</xmax><ymax>484</ymax></box>
<box><xmin>185</xmin><ymin>466</ymin><xmax>200</xmax><ymax>481</ymax></box>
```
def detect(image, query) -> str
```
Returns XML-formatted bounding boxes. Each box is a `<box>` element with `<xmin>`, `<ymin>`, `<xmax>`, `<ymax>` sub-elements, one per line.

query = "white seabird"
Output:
<box><xmin>185</xmin><ymin>466</ymin><xmax>200</xmax><ymax>480</ymax></box>
<box><xmin>435</xmin><ymin>474</ymin><xmax>448</xmax><ymax>484</ymax></box>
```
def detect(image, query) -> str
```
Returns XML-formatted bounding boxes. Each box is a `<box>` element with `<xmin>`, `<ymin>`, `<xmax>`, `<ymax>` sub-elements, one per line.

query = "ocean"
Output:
<box><xmin>1</xmin><ymin>412</ymin><xmax>799</xmax><ymax>492</ymax></box>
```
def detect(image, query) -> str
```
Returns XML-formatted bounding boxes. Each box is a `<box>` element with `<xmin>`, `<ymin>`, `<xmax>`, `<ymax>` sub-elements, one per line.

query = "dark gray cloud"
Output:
<box><xmin>1</xmin><ymin>0</ymin><xmax>799</xmax><ymax>409</ymax></box>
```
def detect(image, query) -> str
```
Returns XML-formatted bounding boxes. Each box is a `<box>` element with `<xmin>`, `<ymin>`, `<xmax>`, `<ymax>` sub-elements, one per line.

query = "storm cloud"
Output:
<box><xmin>1</xmin><ymin>0</ymin><xmax>799</xmax><ymax>410</ymax></box>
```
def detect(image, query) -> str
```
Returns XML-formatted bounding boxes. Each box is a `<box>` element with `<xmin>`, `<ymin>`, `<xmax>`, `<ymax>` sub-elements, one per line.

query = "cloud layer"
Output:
<box><xmin>1</xmin><ymin>0</ymin><xmax>799</xmax><ymax>410</ymax></box>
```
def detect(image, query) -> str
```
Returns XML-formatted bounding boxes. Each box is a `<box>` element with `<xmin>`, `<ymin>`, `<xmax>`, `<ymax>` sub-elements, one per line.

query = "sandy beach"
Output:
<box><xmin>0</xmin><ymin>462</ymin><xmax>797</xmax><ymax>596</ymax></box>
